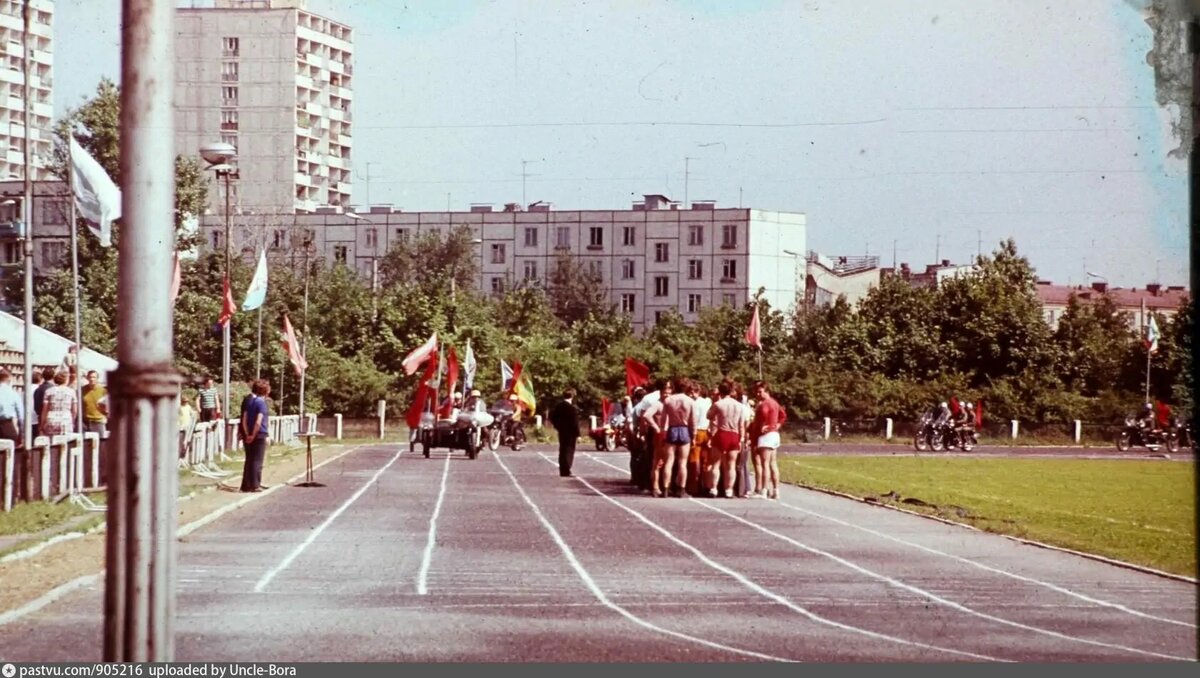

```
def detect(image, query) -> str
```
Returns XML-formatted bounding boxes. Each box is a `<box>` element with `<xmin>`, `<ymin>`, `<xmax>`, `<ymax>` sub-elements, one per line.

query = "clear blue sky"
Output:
<box><xmin>53</xmin><ymin>0</ymin><xmax>1188</xmax><ymax>288</ymax></box>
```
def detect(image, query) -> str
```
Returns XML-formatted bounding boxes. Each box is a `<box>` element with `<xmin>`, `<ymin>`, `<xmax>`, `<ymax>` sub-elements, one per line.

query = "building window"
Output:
<box><xmin>1</xmin><ymin>242</ymin><xmax>18</xmax><ymax>265</ymax></box>
<box><xmin>722</xmin><ymin>223</ymin><xmax>738</xmax><ymax>248</ymax></box>
<box><xmin>211</xmin><ymin>230</ymin><xmax>221</xmax><ymax>250</ymax></box>
<box><xmin>40</xmin><ymin>198</ymin><xmax>65</xmax><ymax>225</ymax></box>
<box><xmin>654</xmin><ymin>276</ymin><xmax>669</xmax><ymax>297</ymax></box>
<box><xmin>491</xmin><ymin>277</ymin><xmax>505</xmax><ymax>295</ymax></box>
<box><xmin>395</xmin><ymin>227</ymin><xmax>409</xmax><ymax>243</ymax></box>
<box><xmin>221</xmin><ymin>133</ymin><xmax>238</xmax><ymax>147</ymax></box>
<box><xmin>491</xmin><ymin>243</ymin><xmax>506</xmax><ymax>264</ymax></box>
<box><xmin>221</xmin><ymin>61</ymin><xmax>239</xmax><ymax>82</ymax></box>
<box><xmin>722</xmin><ymin>259</ymin><xmax>738</xmax><ymax>280</ymax></box>
<box><xmin>655</xmin><ymin>311</ymin><xmax>665</xmax><ymax>324</ymax></box>
<box><xmin>40</xmin><ymin>241</ymin><xmax>66</xmax><ymax>267</ymax></box>
<box><xmin>687</xmin><ymin>293</ymin><xmax>702</xmax><ymax>313</ymax></box>
<box><xmin>523</xmin><ymin>227</ymin><xmax>538</xmax><ymax>247</ymax></box>
<box><xmin>333</xmin><ymin>245</ymin><xmax>348</xmax><ymax>264</ymax></box>
<box><xmin>222</xmin><ymin>37</ymin><xmax>240</xmax><ymax>57</ymax></box>
<box><xmin>272</xmin><ymin>229</ymin><xmax>285</xmax><ymax>249</ymax></box>
<box><xmin>555</xmin><ymin>226</ymin><xmax>570</xmax><ymax>250</ymax></box>
<box><xmin>722</xmin><ymin>293</ymin><xmax>736</xmax><ymax>306</ymax></box>
<box><xmin>622</xmin><ymin>226</ymin><xmax>635</xmax><ymax>246</ymax></box>
<box><xmin>222</xmin><ymin>86</ymin><xmax>238</xmax><ymax>105</ymax></box>
<box><xmin>588</xmin><ymin>260</ymin><xmax>603</xmax><ymax>278</ymax></box>
<box><xmin>365</xmin><ymin>228</ymin><xmax>377</xmax><ymax>248</ymax></box>
<box><xmin>687</xmin><ymin>224</ymin><xmax>704</xmax><ymax>246</ymax></box>
<box><xmin>220</xmin><ymin>109</ymin><xmax>238</xmax><ymax>130</ymax></box>
<box><xmin>687</xmin><ymin>259</ymin><xmax>703</xmax><ymax>280</ymax></box>
<box><xmin>523</xmin><ymin>260</ymin><xmax>538</xmax><ymax>281</ymax></box>
<box><xmin>654</xmin><ymin>242</ymin><xmax>669</xmax><ymax>263</ymax></box>
<box><xmin>588</xmin><ymin>226</ymin><xmax>603</xmax><ymax>249</ymax></box>
<box><xmin>621</xmin><ymin>259</ymin><xmax>635</xmax><ymax>280</ymax></box>
<box><xmin>620</xmin><ymin>293</ymin><xmax>635</xmax><ymax>313</ymax></box>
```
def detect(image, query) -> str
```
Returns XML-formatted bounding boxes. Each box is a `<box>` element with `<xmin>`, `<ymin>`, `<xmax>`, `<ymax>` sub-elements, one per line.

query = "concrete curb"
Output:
<box><xmin>0</xmin><ymin>443</ymin><xmax>367</xmax><ymax>626</ymax></box>
<box><xmin>794</xmin><ymin>482</ymin><xmax>1198</xmax><ymax>585</ymax></box>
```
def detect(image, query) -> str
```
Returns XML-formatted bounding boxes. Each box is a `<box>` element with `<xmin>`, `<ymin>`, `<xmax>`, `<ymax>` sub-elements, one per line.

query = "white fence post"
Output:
<box><xmin>589</xmin><ymin>415</ymin><xmax>597</xmax><ymax>431</ymax></box>
<box><xmin>1010</xmin><ymin>420</ymin><xmax>1019</xmax><ymax>440</ymax></box>
<box><xmin>885</xmin><ymin>418</ymin><xmax>893</xmax><ymax>440</ymax></box>
<box><xmin>535</xmin><ymin>415</ymin><xmax>543</xmax><ymax>430</ymax></box>
<box><xmin>2</xmin><ymin>439</ymin><xmax>14</xmax><ymax>511</ymax></box>
<box><xmin>37</xmin><ymin>438</ymin><xmax>50</xmax><ymax>500</ymax></box>
<box><xmin>378</xmin><ymin>400</ymin><xmax>387</xmax><ymax>439</ymax></box>
<box><xmin>1073</xmin><ymin>420</ymin><xmax>1082</xmax><ymax>445</ymax></box>
<box><xmin>334</xmin><ymin>413</ymin><xmax>343</xmax><ymax>440</ymax></box>
<box><xmin>823</xmin><ymin>417</ymin><xmax>832</xmax><ymax>440</ymax></box>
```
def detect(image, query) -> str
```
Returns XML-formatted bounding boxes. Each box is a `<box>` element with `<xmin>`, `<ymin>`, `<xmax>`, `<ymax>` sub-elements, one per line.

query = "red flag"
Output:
<box><xmin>281</xmin><ymin>314</ymin><xmax>307</xmax><ymax>375</ymax></box>
<box><xmin>745</xmin><ymin>304</ymin><xmax>762</xmax><ymax>349</ymax></box>
<box><xmin>601</xmin><ymin>397</ymin><xmax>612</xmax><ymax>423</ymax></box>
<box><xmin>508</xmin><ymin>360</ymin><xmax>524</xmax><ymax>396</ymax></box>
<box><xmin>439</xmin><ymin>347</ymin><xmax>461</xmax><ymax>418</ymax></box>
<box><xmin>169</xmin><ymin>253</ymin><xmax>181</xmax><ymax>306</ymax></box>
<box><xmin>218</xmin><ymin>275</ymin><xmax>236</xmax><ymax>327</ymax></box>
<box><xmin>975</xmin><ymin>401</ymin><xmax>984</xmax><ymax>429</ymax></box>
<box><xmin>624</xmin><ymin>357</ymin><xmax>650</xmax><ymax>396</ymax></box>
<box><xmin>949</xmin><ymin>397</ymin><xmax>961</xmax><ymax>417</ymax></box>
<box><xmin>401</xmin><ymin>332</ymin><xmax>438</xmax><ymax>375</ymax></box>
<box><xmin>406</xmin><ymin>358</ymin><xmax>438</xmax><ymax>429</ymax></box>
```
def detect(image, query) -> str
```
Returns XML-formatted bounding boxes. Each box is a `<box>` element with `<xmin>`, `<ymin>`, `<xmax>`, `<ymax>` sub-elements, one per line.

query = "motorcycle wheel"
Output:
<box><xmin>595</xmin><ymin>438</ymin><xmax>606</xmax><ymax>451</ymax></box>
<box><xmin>605</xmin><ymin>432</ymin><xmax>617</xmax><ymax>451</ymax></box>
<box><xmin>487</xmin><ymin>427</ymin><xmax>500</xmax><ymax>451</ymax></box>
<box><xmin>914</xmin><ymin>430</ymin><xmax>929</xmax><ymax>451</ymax></box>
<box><xmin>960</xmin><ymin>433</ymin><xmax>974</xmax><ymax>453</ymax></box>
<box><xmin>930</xmin><ymin>431</ymin><xmax>945</xmax><ymax>452</ymax></box>
<box><xmin>1165</xmin><ymin>433</ymin><xmax>1179</xmax><ymax>454</ymax></box>
<box><xmin>1116</xmin><ymin>432</ymin><xmax>1131</xmax><ymax>452</ymax></box>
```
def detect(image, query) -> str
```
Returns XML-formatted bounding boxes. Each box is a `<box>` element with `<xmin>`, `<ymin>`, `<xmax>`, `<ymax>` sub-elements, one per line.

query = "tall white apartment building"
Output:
<box><xmin>175</xmin><ymin>0</ymin><xmax>353</xmax><ymax>215</ymax></box>
<box><xmin>198</xmin><ymin>195</ymin><xmax>806</xmax><ymax>331</ymax></box>
<box><xmin>0</xmin><ymin>0</ymin><xmax>53</xmax><ymax>181</ymax></box>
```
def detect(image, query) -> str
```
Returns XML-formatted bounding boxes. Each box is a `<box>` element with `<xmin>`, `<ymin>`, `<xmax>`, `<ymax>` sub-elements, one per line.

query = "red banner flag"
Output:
<box><xmin>601</xmin><ymin>397</ymin><xmax>612</xmax><ymax>424</ymax></box>
<box><xmin>446</xmin><ymin>346</ymin><xmax>460</xmax><ymax>397</ymax></box>
<box><xmin>281</xmin><ymin>314</ymin><xmax>307</xmax><ymax>375</ymax></box>
<box><xmin>406</xmin><ymin>358</ymin><xmax>439</xmax><ymax>429</ymax></box>
<box><xmin>624</xmin><ymin>357</ymin><xmax>650</xmax><ymax>396</ymax></box>
<box><xmin>975</xmin><ymin>401</ymin><xmax>984</xmax><ymax>429</ymax></box>
<box><xmin>745</xmin><ymin>304</ymin><xmax>762</xmax><ymax>349</ymax></box>
<box><xmin>218</xmin><ymin>275</ymin><xmax>236</xmax><ymax>327</ymax></box>
<box><xmin>169</xmin><ymin>253</ymin><xmax>181</xmax><ymax>306</ymax></box>
<box><xmin>401</xmin><ymin>332</ymin><xmax>438</xmax><ymax>375</ymax></box>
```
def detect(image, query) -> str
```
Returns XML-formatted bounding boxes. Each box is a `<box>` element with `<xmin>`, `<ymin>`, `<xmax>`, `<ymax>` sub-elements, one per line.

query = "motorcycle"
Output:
<box><xmin>1168</xmin><ymin>416</ymin><xmax>1193</xmax><ymax>449</ymax></box>
<box><xmin>913</xmin><ymin>413</ymin><xmax>935</xmax><ymax>451</ymax></box>
<box><xmin>589</xmin><ymin>414</ymin><xmax>628</xmax><ymax>451</ymax></box>
<box><xmin>1116</xmin><ymin>418</ymin><xmax>1178</xmax><ymax>453</ymax></box>
<box><xmin>484</xmin><ymin>407</ymin><xmax>526</xmax><ymax>451</ymax></box>
<box><xmin>915</xmin><ymin>413</ymin><xmax>976</xmax><ymax>452</ymax></box>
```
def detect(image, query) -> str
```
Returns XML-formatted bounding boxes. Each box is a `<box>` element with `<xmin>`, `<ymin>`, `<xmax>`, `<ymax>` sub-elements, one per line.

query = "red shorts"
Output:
<box><xmin>712</xmin><ymin>430</ymin><xmax>741</xmax><ymax>452</ymax></box>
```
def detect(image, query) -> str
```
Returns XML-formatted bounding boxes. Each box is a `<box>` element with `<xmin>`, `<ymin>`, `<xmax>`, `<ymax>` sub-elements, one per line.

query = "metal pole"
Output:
<box><xmin>298</xmin><ymin>247</ymin><xmax>309</xmax><ymax>431</ymax></box>
<box><xmin>371</xmin><ymin>258</ymin><xmax>378</xmax><ymax>322</ymax></box>
<box><xmin>255</xmin><ymin>305</ymin><xmax>262</xmax><ymax>380</ymax></box>
<box><xmin>21</xmin><ymin>0</ymin><xmax>32</xmax><ymax>452</ymax></box>
<box><xmin>222</xmin><ymin>171</ymin><xmax>231</xmax><ymax>449</ymax></box>
<box><xmin>68</xmin><ymin>159</ymin><xmax>83</xmax><ymax>439</ymax></box>
<box><xmin>106</xmin><ymin>0</ymin><xmax>179</xmax><ymax>661</ymax></box>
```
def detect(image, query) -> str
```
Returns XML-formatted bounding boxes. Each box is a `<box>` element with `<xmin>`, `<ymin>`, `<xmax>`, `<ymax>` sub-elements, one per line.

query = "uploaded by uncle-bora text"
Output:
<box><xmin>3</xmin><ymin>665</ymin><xmax>298</xmax><ymax>678</ymax></box>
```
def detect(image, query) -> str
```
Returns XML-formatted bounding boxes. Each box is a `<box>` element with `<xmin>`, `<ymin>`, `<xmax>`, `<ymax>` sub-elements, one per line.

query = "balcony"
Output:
<box><xmin>296</xmin><ymin>74</ymin><xmax>315</xmax><ymax>90</ymax></box>
<box><xmin>294</xmin><ymin>172</ymin><xmax>313</xmax><ymax>187</ymax></box>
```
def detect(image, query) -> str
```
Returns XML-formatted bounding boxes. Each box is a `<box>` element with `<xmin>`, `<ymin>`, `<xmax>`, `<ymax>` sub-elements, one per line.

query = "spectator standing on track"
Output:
<box><xmin>0</xmin><ymin>369</ymin><xmax>24</xmax><ymax>447</ymax></box>
<box><xmin>750</xmin><ymin>380</ymin><xmax>786</xmax><ymax>499</ymax></box>
<box><xmin>196</xmin><ymin>377</ymin><xmax>221</xmax><ymax>423</ymax></box>
<box><xmin>706</xmin><ymin>380</ymin><xmax>747</xmax><ymax>498</ymax></box>
<box><xmin>40</xmin><ymin>371</ymin><xmax>77</xmax><ymax>437</ymax></box>
<box><xmin>661</xmin><ymin>377</ymin><xmax>696</xmax><ymax>497</ymax></box>
<box><xmin>734</xmin><ymin>387</ymin><xmax>754</xmax><ymax>498</ymax></box>
<box><xmin>81</xmin><ymin>370</ymin><xmax>108</xmax><ymax>436</ymax></box>
<box><xmin>549</xmin><ymin>387</ymin><xmax>581</xmax><ymax>477</ymax></box>
<box><xmin>239</xmin><ymin>379</ymin><xmax>271</xmax><ymax>493</ymax></box>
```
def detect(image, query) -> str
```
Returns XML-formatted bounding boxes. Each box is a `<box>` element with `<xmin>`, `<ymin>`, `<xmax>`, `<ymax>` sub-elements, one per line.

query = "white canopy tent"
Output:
<box><xmin>0</xmin><ymin>310</ymin><xmax>119</xmax><ymax>378</ymax></box>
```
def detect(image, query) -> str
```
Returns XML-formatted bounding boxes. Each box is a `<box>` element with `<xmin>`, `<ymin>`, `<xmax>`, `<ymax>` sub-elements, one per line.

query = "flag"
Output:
<box><xmin>406</xmin><ymin>358</ymin><xmax>438</xmax><ymax>429</ymax></box>
<box><xmin>402</xmin><ymin>332</ymin><xmax>438</xmax><ymax>375</ymax></box>
<box><xmin>242</xmin><ymin>250</ymin><xmax>269</xmax><ymax>311</ymax></box>
<box><xmin>68</xmin><ymin>136</ymin><xmax>120</xmax><ymax>247</ymax></box>
<box><xmin>601</xmin><ymin>397</ymin><xmax>612</xmax><ymax>424</ymax></box>
<box><xmin>745</xmin><ymin>304</ymin><xmax>762</xmax><ymax>349</ymax></box>
<box><xmin>281</xmin><ymin>313</ymin><xmax>307</xmax><ymax>375</ymax></box>
<box><xmin>624</xmin><ymin>357</ymin><xmax>651</xmax><ymax>396</ymax></box>
<box><xmin>463</xmin><ymin>341</ymin><xmax>477</xmax><ymax>391</ymax></box>
<box><xmin>500</xmin><ymin>359</ymin><xmax>515</xmax><ymax>391</ymax></box>
<box><xmin>1145</xmin><ymin>316</ymin><xmax>1160</xmax><ymax>354</ymax></box>
<box><xmin>508</xmin><ymin>360</ymin><xmax>524</xmax><ymax>395</ymax></box>
<box><xmin>975</xmin><ymin>401</ymin><xmax>984</xmax><ymax>429</ymax></box>
<box><xmin>169</xmin><ymin>253</ymin><xmax>181</xmax><ymax>306</ymax></box>
<box><xmin>446</xmin><ymin>347</ymin><xmax>460</xmax><ymax>397</ymax></box>
<box><xmin>513</xmin><ymin>370</ymin><xmax>536</xmax><ymax>414</ymax></box>
<box><xmin>218</xmin><ymin>275</ymin><xmax>236</xmax><ymax>327</ymax></box>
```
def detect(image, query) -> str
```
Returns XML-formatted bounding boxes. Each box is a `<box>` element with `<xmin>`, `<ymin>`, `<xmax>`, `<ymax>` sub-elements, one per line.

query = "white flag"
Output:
<box><xmin>500</xmin><ymin>359</ymin><xmax>514</xmax><ymax>392</ymax></box>
<box><xmin>242</xmin><ymin>250</ymin><xmax>269</xmax><ymax>311</ymax></box>
<box><xmin>463</xmin><ymin>341</ymin><xmax>477</xmax><ymax>391</ymax></box>
<box><xmin>68</xmin><ymin>136</ymin><xmax>120</xmax><ymax>247</ymax></box>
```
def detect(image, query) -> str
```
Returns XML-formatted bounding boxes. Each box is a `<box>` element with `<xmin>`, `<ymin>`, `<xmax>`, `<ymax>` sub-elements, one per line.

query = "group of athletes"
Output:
<box><xmin>618</xmin><ymin>377</ymin><xmax>786</xmax><ymax>499</ymax></box>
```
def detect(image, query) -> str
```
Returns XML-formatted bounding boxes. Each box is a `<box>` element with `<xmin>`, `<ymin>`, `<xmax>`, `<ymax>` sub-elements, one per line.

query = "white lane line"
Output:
<box><xmin>0</xmin><ymin>573</ymin><xmax>101</xmax><ymax>627</ymax></box>
<box><xmin>254</xmin><ymin>448</ymin><xmax>404</xmax><ymax>593</ymax></box>
<box><xmin>589</xmin><ymin>452</ymin><xmax>1197</xmax><ymax>630</ymax></box>
<box><xmin>492</xmin><ymin>452</ymin><xmax>795</xmax><ymax>663</ymax></box>
<box><xmin>417</xmin><ymin>452</ymin><xmax>453</xmax><ymax>595</ymax></box>
<box><xmin>546</xmin><ymin>454</ymin><xmax>1002</xmax><ymax>662</ymax></box>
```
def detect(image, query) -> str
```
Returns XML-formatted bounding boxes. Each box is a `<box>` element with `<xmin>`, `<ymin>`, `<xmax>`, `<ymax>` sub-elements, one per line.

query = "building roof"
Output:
<box><xmin>1035</xmin><ymin>281</ymin><xmax>1189</xmax><ymax>311</ymax></box>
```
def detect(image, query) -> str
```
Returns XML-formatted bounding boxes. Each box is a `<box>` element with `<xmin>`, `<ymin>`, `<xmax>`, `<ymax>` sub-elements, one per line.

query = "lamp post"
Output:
<box><xmin>200</xmin><ymin>142</ymin><xmax>237</xmax><ymax>453</ymax></box>
<box><xmin>20</xmin><ymin>0</ymin><xmax>32</xmax><ymax>453</ymax></box>
<box><xmin>345</xmin><ymin>212</ymin><xmax>378</xmax><ymax>322</ymax></box>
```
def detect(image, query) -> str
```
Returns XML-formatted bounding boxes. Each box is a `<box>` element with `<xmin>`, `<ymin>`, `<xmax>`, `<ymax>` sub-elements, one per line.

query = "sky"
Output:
<box><xmin>51</xmin><ymin>0</ymin><xmax>1189</xmax><ymax>288</ymax></box>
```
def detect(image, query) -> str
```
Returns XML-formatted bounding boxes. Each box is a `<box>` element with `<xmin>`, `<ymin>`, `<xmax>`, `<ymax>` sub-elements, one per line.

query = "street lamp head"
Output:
<box><xmin>199</xmin><ymin>141</ymin><xmax>236</xmax><ymax>167</ymax></box>
<box><xmin>782</xmin><ymin>249</ymin><xmax>801</xmax><ymax>257</ymax></box>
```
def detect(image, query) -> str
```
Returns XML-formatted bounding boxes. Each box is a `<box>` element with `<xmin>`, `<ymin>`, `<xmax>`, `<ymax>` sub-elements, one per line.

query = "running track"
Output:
<box><xmin>0</xmin><ymin>444</ymin><xmax>1194</xmax><ymax>662</ymax></box>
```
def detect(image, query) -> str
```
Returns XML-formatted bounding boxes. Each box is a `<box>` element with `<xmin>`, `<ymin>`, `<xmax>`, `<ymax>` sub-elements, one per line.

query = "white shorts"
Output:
<box><xmin>756</xmin><ymin>432</ymin><xmax>781</xmax><ymax>450</ymax></box>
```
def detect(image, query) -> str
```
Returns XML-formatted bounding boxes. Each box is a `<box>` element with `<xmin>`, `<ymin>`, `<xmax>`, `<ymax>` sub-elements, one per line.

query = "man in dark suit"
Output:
<box><xmin>549</xmin><ymin>388</ymin><xmax>581</xmax><ymax>477</ymax></box>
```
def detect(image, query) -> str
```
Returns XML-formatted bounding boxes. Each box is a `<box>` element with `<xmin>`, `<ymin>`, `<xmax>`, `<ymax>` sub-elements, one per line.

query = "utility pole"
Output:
<box><xmin>738</xmin><ymin>186</ymin><xmax>743</xmax><ymax>208</ymax></box>
<box><xmin>521</xmin><ymin>158</ymin><xmax>542</xmax><ymax>207</ymax></box>
<box><xmin>106</xmin><ymin>0</ymin><xmax>180</xmax><ymax>661</ymax></box>
<box><xmin>976</xmin><ymin>229</ymin><xmax>982</xmax><ymax>259</ymax></box>
<box><xmin>20</xmin><ymin>0</ymin><xmax>32</xmax><ymax>453</ymax></box>
<box><xmin>935</xmin><ymin>233</ymin><xmax>940</xmax><ymax>263</ymax></box>
<box><xmin>892</xmin><ymin>239</ymin><xmax>897</xmax><ymax>269</ymax></box>
<box><xmin>359</xmin><ymin>161</ymin><xmax>376</xmax><ymax>207</ymax></box>
<box><xmin>684</xmin><ymin>156</ymin><xmax>695</xmax><ymax>207</ymax></box>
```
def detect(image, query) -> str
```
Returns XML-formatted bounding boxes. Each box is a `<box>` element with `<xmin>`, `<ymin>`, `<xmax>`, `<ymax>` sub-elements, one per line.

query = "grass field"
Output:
<box><xmin>779</xmin><ymin>456</ymin><xmax>1197</xmax><ymax>578</ymax></box>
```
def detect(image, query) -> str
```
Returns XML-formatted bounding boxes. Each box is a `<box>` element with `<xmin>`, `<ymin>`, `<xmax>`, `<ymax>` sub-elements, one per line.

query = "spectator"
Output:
<box><xmin>82</xmin><ymin>370</ymin><xmax>108</xmax><ymax>436</ymax></box>
<box><xmin>0</xmin><ymin>369</ymin><xmax>24</xmax><ymax>448</ymax></box>
<box><xmin>549</xmin><ymin>387</ymin><xmax>581</xmax><ymax>478</ymax></box>
<box><xmin>40</xmin><ymin>371</ymin><xmax>77</xmax><ymax>437</ymax></box>
<box><xmin>661</xmin><ymin>377</ymin><xmax>695</xmax><ymax>497</ymax></box>
<box><xmin>750</xmin><ymin>380</ymin><xmax>786</xmax><ymax>500</ymax></box>
<box><xmin>239</xmin><ymin>379</ymin><xmax>272</xmax><ymax>493</ymax></box>
<box><xmin>32</xmin><ymin>367</ymin><xmax>53</xmax><ymax>439</ymax></box>
<box><xmin>706</xmin><ymin>379</ymin><xmax>746</xmax><ymax>498</ymax></box>
<box><xmin>196</xmin><ymin>377</ymin><xmax>221</xmax><ymax>423</ymax></box>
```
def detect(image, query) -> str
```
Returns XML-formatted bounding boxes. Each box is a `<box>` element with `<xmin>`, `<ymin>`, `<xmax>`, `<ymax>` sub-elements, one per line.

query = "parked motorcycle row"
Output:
<box><xmin>912</xmin><ymin>412</ymin><xmax>978</xmax><ymax>452</ymax></box>
<box><xmin>908</xmin><ymin>412</ymin><xmax>1194</xmax><ymax>453</ymax></box>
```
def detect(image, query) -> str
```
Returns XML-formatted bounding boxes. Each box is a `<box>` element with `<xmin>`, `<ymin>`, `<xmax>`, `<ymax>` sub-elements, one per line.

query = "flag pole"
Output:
<box><xmin>298</xmin><ymin>247</ymin><xmax>310</xmax><ymax>432</ymax></box>
<box><xmin>67</xmin><ymin>149</ymin><xmax>84</xmax><ymax>440</ymax></box>
<box><xmin>255</xmin><ymin>305</ymin><xmax>262</xmax><ymax>379</ymax></box>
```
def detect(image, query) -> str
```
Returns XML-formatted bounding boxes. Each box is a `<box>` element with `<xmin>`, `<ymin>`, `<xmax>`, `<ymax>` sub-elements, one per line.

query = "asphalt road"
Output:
<box><xmin>0</xmin><ymin>444</ymin><xmax>1195</xmax><ymax>662</ymax></box>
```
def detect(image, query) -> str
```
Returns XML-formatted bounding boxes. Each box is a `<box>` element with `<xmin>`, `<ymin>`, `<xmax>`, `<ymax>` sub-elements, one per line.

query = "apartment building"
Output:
<box><xmin>0</xmin><ymin>0</ymin><xmax>53</xmax><ymax>181</ymax></box>
<box><xmin>0</xmin><ymin>178</ymin><xmax>70</xmax><ymax>309</ymax></box>
<box><xmin>197</xmin><ymin>194</ymin><xmax>806</xmax><ymax>331</ymax></box>
<box><xmin>175</xmin><ymin>0</ymin><xmax>353</xmax><ymax>215</ymax></box>
<box><xmin>805</xmin><ymin>252</ymin><xmax>880</xmax><ymax>308</ymax></box>
<box><xmin>1036</xmin><ymin>280</ymin><xmax>1188</xmax><ymax>332</ymax></box>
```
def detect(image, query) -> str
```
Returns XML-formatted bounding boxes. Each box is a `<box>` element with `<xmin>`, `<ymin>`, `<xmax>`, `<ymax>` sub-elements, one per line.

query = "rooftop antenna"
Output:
<box><xmin>521</xmin><ymin>158</ymin><xmax>543</xmax><ymax>206</ymax></box>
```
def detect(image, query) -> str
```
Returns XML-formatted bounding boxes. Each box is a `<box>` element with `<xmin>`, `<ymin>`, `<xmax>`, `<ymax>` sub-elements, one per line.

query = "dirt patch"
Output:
<box><xmin>0</xmin><ymin>441</ymin><xmax>363</xmax><ymax>615</ymax></box>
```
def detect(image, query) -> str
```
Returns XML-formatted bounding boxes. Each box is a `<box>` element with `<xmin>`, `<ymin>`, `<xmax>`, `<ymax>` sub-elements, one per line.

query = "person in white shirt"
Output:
<box><xmin>0</xmin><ymin>369</ymin><xmax>25</xmax><ymax>447</ymax></box>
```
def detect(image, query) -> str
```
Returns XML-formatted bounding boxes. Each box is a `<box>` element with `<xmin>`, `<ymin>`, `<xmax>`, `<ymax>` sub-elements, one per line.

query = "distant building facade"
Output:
<box><xmin>175</xmin><ymin>0</ymin><xmax>354</xmax><ymax>215</ymax></box>
<box><xmin>0</xmin><ymin>179</ymin><xmax>70</xmax><ymax>310</ymax></box>
<box><xmin>1035</xmin><ymin>280</ymin><xmax>1189</xmax><ymax>332</ymax></box>
<box><xmin>805</xmin><ymin>252</ymin><xmax>880</xmax><ymax>307</ymax></box>
<box><xmin>881</xmin><ymin>259</ymin><xmax>977</xmax><ymax>289</ymax></box>
<box><xmin>197</xmin><ymin>194</ymin><xmax>806</xmax><ymax>331</ymax></box>
<box><xmin>0</xmin><ymin>0</ymin><xmax>54</xmax><ymax>181</ymax></box>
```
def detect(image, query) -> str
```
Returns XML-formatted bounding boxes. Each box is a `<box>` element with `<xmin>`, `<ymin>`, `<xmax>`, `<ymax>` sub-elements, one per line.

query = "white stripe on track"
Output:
<box><xmin>417</xmin><ymin>452</ymin><xmax>453</xmax><ymax>595</ymax></box>
<box><xmin>586</xmin><ymin>452</ymin><xmax>1196</xmax><ymax>630</ymax></box>
<box><xmin>543</xmin><ymin>454</ymin><xmax>1002</xmax><ymax>662</ymax></box>
<box><xmin>254</xmin><ymin>448</ymin><xmax>404</xmax><ymax>593</ymax></box>
<box><xmin>492</xmin><ymin>452</ymin><xmax>796</xmax><ymax>663</ymax></box>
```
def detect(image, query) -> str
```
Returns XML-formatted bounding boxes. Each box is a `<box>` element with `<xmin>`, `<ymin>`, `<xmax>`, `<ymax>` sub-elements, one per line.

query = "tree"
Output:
<box><xmin>1053</xmin><ymin>293</ymin><xmax>1133</xmax><ymax>395</ymax></box>
<box><xmin>545</xmin><ymin>253</ymin><xmax>612</xmax><ymax>326</ymax></box>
